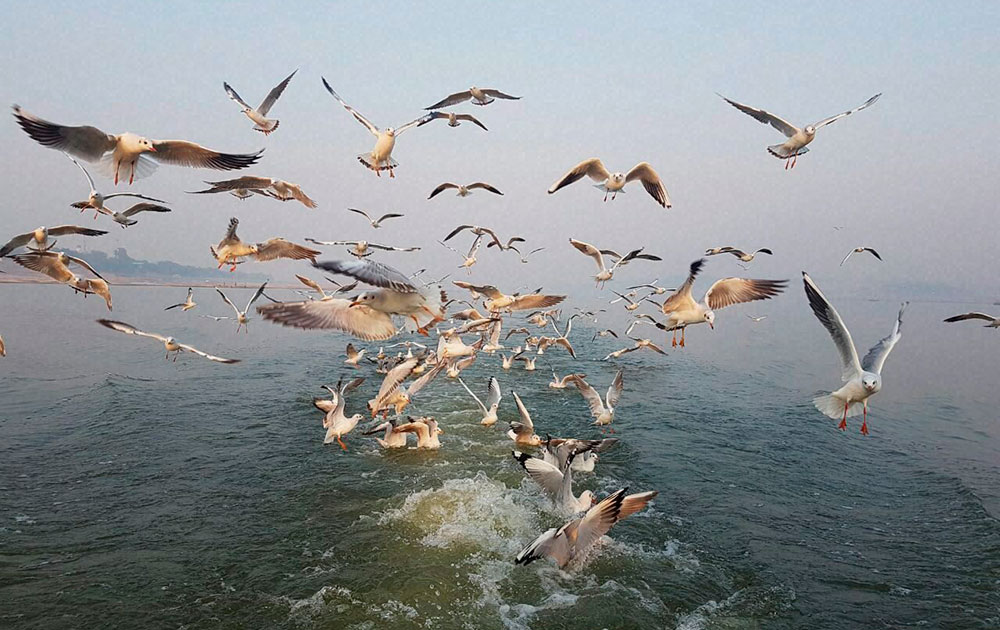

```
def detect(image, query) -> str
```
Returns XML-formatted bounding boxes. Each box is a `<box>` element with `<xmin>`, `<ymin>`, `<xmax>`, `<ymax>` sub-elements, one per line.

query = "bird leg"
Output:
<box><xmin>839</xmin><ymin>402</ymin><xmax>848</xmax><ymax>430</ymax></box>
<box><xmin>671</xmin><ymin>330</ymin><xmax>677</xmax><ymax>347</ymax></box>
<box><xmin>612</xmin><ymin>192</ymin><xmax>618</xmax><ymax>200</ymax></box>
<box><xmin>129</xmin><ymin>161</ymin><xmax>136</xmax><ymax>185</ymax></box>
<box><xmin>679</xmin><ymin>328</ymin><xmax>686</xmax><ymax>348</ymax></box>
<box><xmin>114</xmin><ymin>161</ymin><xmax>121</xmax><ymax>185</ymax></box>
<box><xmin>337</xmin><ymin>436</ymin><xmax>348</xmax><ymax>451</ymax></box>
<box><xmin>791</xmin><ymin>154</ymin><xmax>798</xmax><ymax>169</ymax></box>
<box><xmin>389</xmin><ymin>164</ymin><xmax>395</xmax><ymax>178</ymax></box>
<box><xmin>603</xmin><ymin>190</ymin><xmax>609</xmax><ymax>202</ymax></box>
<box><xmin>860</xmin><ymin>404</ymin><xmax>869</xmax><ymax>436</ymax></box>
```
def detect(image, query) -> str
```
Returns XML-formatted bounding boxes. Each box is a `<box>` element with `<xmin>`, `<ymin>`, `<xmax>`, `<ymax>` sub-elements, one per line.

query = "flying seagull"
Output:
<box><xmin>458</xmin><ymin>376</ymin><xmax>502</xmax><ymax>426</ymax></box>
<box><xmin>511</xmin><ymin>449</ymin><xmax>596</xmax><ymax>514</ymax></box>
<box><xmin>97</xmin><ymin>319</ymin><xmax>239</xmax><ymax>363</ymax></box>
<box><xmin>569</xmin><ymin>370</ymin><xmax>623</xmax><ymax>431</ymax></box>
<box><xmin>0</xmin><ymin>225</ymin><xmax>107</xmax><ymax>257</ymax></box>
<box><xmin>840</xmin><ymin>247</ymin><xmax>883</xmax><ymax>266</ymax></box>
<box><xmin>548</xmin><ymin>159</ymin><xmax>670</xmax><ymax>208</ymax></box>
<box><xmin>321</xmin><ymin>78</ymin><xmax>434</xmax><ymax>177</ymax></box>
<box><xmin>419</xmin><ymin>111</ymin><xmax>488</xmax><ymax>130</ymax></box>
<box><xmin>424</xmin><ymin>87</ymin><xmax>520</xmax><ymax>109</ymax></box>
<box><xmin>428</xmin><ymin>182</ymin><xmax>503</xmax><ymax>199</ymax></box>
<box><xmin>223</xmin><ymin>69</ymin><xmax>297</xmax><ymax>135</ymax></box>
<box><xmin>568</xmin><ymin>239</ymin><xmax>661</xmax><ymax>288</ymax></box>
<box><xmin>718</xmin><ymin>92</ymin><xmax>881</xmax><ymax>169</ymax></box>
<box><xmin>11</xmin><ymin>251</ymin><xmax>112</xmax><ymax>310</ymax></box>
<box><xmin>190</xmin><ymin>176</ymin><xmax>317</xmax><ymax>208</ymax></box>
<box><xmin>313</xmin><ymin>377</ymin><xmax>366</xmax><ymax>450</ymax></box>
<box><xmin>346</xmin><ymin>208</ymin><xmax>404</xmax><ymax>229</ymax></box>
<box><xmin>165</xmin><ymin>288</ymin><xmax>197</xmax><ymax>312</ymax></box>
<box><xmin>803</xmin><ymin>272</ymin><xmax>906</xmax><ymax>435</ymax></box>
<box><xmin>12</xmin><ymin>105</ymin><xmax>262</xmax><ymax>185</ymax></box>
<box><xmin>211</xmin><ymin>218</ymin><xmax>319</xmax><ymax>271</ymax></box>
<box><xmin>706</xmin><ymin>247</ymin><xmax>773</xmax><ymax>263</ymax></box>
<box><xmin>215</xmin><ymin>282</ymin><xmax>268</xmax><ymax>333</ymax></box>
<box><xmin>65</xmin><ymin>154</ymin><xmax>165</xmax><ymax>217</ymax></box>
<box><xmin>943</xmin><ymin>312</ymin><xmax>1000</xmax><ymax>328</ymax></box>
<box><xmin>92</xmin><ymin>202</ymin><xmax>171</xmax><ymax>228</ymax></box>
<box><xmin>305</xmin><ymin>238</ymin><xmax>420</xmax><ymax>259</ymax></box>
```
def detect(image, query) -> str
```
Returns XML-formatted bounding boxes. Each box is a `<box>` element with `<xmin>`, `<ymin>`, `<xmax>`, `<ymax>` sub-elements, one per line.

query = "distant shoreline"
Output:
<box><xmin>0</xmin><ymin>277</ymin><xmax>305</xmax><ymax>291</ymax></box>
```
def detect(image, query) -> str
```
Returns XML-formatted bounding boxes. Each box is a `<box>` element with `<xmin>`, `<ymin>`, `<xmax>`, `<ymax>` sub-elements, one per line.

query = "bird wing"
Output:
<box><xmin>257</xmin><ymin>69</ymin><xmax>297</xmax><ymax>115</ymax></box>
<box><xmin>120</xmin><ymin>202</ymin><xmax>171</xmax><ymax>217</ymax></box>
<box><xmin>466</xmin><ymin>235</ymin><xmax>484</xmax><ymax>258</ymax></box>
<box><xmin>12</xmin><ymin>106</ymin><xmax>117</xmax><ymax>161</ymax></box>
<box><xmin>512</xmin><ymin>451</ymin><xmax>564</xmax><ymax>500</ymax></box>
<box><xmin>376</xmin><ymin>213</ymin><xmax>404</xmax><ymax>223</ymax></box>
<box><xmin>605</xmin><ymin>369</ymin><xmax>624</xmax><ymax>410</ymax></box>
<box><xmin>514</xmin><ymin>526</ymin><xmax>571</xmax><ymax>566</ymax></box>
<box><xmin>313</xmin><ymin>259</ymin><xmax>417</xmax><ymax>293</ymax></box>
<box><xmin>218</xmin><ymin>217</ymin><xmax>241</xmax><ymax>247</ymax></box>
<box><xmin>617</xmin><ymin>490</ymin><xmax>658</xmax><ymax>521</ymax></box>
<box><xmin>374</xmin><ymin>357</ymin><xmax>420</xmax><ymax>404</ymax></box>
<box><xmin>703</xmin><ymin>277</ymin><xmax>787</xmax><ymax>310</ymax></box>
<box><xmin>12</xmin><ymin>252</ymin><xmax>72</xmax><ymax>281</ymax></box>
<box><xmin>569</xmin><ymin>238</ymin><xmax>607</xmax><ymax>273</ymax></box>
<box><xmin>244</xmin><ymin>282</ymin><xmax>268</xmax><ymax>311</ymax></box>
<box><xmin>281</xmin><ymin>183</ymin><xmax>317</xmax><ymax>209</ymax></box>
<box><xmin>96</xmin><ymin>319</ymin><xmax>168</xmax><ymax>343</ymax></box>
<box><xmin>429</xmin><ymin>183</ymin><xmax>460</xmax><ymax>199</ymax></box>
<box><xmin>365</xmin><ymin>243</ymin><xmax>420</xmax><ymax>252</ymax></box>
<box><xmin>861</xmin><ymin>302</ymin><xmax>906</xmax><ymax>375</ymax></box>
<box><xmin>943</xmin><ymin>312</ymin><xmax>996</xmax><ymax>323</ymax></box>
<box><xmin>295</xmin><ymin>274</ymin><xmax>324</xmax><ymax>294</ymax></box>
<box><xmin>548</xmin><ymin>158</ymin><xmax>611</xmax><ymax>194</ymax></box>
<box><xmin>509</xmin><ymin>294</ymin><xmax>566</xmax><ymax>311</ymax></box>
<box><xmin>191</xmin><ymin>176</ymin><xmax>274</xmax><ymax>194</ymax></box>
<box><xmin>47</xmin><ymin>225</ymin><xmax>110</xmax><ymax>238</ymax></box>
<box><xmin>405</xmin><ymin>362</ymin><xmax>445</xmax><ymax>397</ymax></box>
<box><xmin>458</xmin><ymin>377</ymin><xmax>487</xmax><ymax>413</ymax></box>
<box><xmin>223</xmin><ymin>82</ymin><xmax>253</xmax><ymax>110</ymax></box>
<box><xmin>452</xmin><ymin>281</ymin><xmax>502</xmax><ymax>298</ymax></box>
<box><xmin>178</xmin><ymin>343</ymin><xmax>240</xmax><ymax>364</ymax></box>
<box><xmin>394</xmin><ymin>114</ymin><xmax>434</xmax><ymax>135</ymax></box>
<box><xmin>717</xmin><ymin>94</ymin><xmax>799</xmax><ymax>137</ymax></box>
<box><xmin>467</xmin><ymin>182</ymin><xmax>503</xmax><ymax>195</ymax></box>
<box><xmin>347</xmin><ymin>207</ymin><xmax>373</xmax><ymax>222</ymax></box>
<box><xmin>216</xmin><ymin>288</ymin><xmax>241</xmax><ymax>316</ymax></box>
<box><xmin>0</xmin><ymin>232</ymin><xmax>35</xmax><ymax>257</ymax></box>
<box><xmin>481</xmin><ymin>89</ymin><xmax>519</xmax><ymax>100</ymax></box>
<box><xmin>253</xmin><ymin>239</ymin><xmax>320</xmax><ymax>262</ymax></box>
<box><xmin>571</xmin><ymin>376</ymin><xmax>606</xmax><ymax>418</ymax></box>
<box><xmin>625</xmin><ymin>162</ymin><xmax>670</xmax><ymax>208</ymax></box>
<box><xmin>424</xmin><ymin>90</ymin><xmax>473</xmax><ymax>110</ymax></box>
<box><xmin>802</xmin><ymin>272</ymin><xmax>863</xmax><ymax>381</ymax></box>
<box><xmin>813</xmin><ymin>93</ymin><xmax>881</xmax><ymax>129</ymax></box>
<box><xmin>256</xmin><ymin>298</ymin><xmax>397</xmax><ymax>340</ymax></box>
<box><xmin>395</xmin><ymin>421</ymin><xmax>430</xmax><ymax>440</ymax></box>
<box><xmin>64</xmin><ymin>254</ymin><xmax>105</xmax><ymax>280</ymax></box>
<box><xmin>321</xmin><ymin>78</ymin><xmax>378</xmax><ymax>135</ymax></box>
<box><xmin>443</xmin><ymin>225</ymin><xmax>476</xmax><ymax>242</ymax></box>
<box><xmin>151</xmin><ymin>140</ymin><xmax>263</xmax><ymax>171</ymax></box>
<box><xmin>574</xmin><ymin>489</ymin><xmax>629</xmax><ymax>554</ymax></box>
<box><xmin>65</xmin><ymin>153</ymin><xmax>97</xmax><ymax>190</ymax></box>
<box><xmin>839</xmin><ymin>250</ymin><xmax>856</xmax><ymax>266</ymax></box>
<box><xmin>454</xmin><ymin>113</ymin><xmax>488</xmax><ymax>130</ymax></box>
<box><xmin>661</xmin><ymin>259</ymin><xmax>705</xmax><ymax>313</ymax></box>
<box><xmin>511</xmin><ymin>391</ymin><xmax>534</xmax><ymax>432</ymax></box>
<box><xmin>486</xmin><ymin>376</ymin><xmax>502</xmax><ymax>409</ymax></box>
<box><xmin>863</xmin><ymin>247</ymin><xmax>883</xmax><ymax>261</ymax></box>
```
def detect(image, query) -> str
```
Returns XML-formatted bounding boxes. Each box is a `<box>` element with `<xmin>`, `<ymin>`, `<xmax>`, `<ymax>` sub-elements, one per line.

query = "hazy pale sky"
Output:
<box><xmin>2</xmin><ymin>1</ymin><xmax>997</xmax><ymax>303</ymax></box>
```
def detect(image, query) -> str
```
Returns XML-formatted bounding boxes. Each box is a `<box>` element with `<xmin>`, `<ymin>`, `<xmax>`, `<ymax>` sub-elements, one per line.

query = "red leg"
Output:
<box><xmin>337</xmin><ymin>436</ymin><xmax>348</xmax><ymax>451</ymax></box>
<box><xmin>114</xmin><ymin>162</ymin><xmax>120</xmax><ymax>185</ymax></box>
<box><xmin>671</xmin><ymin>330</ymin><xmax>677</xmax><ymax>347</ymax></box>
<box><xmin>679</xmin><ymin>328</ymin><xmax>686</xmax><ymax>348</ymax></box>
<box><xmin>129</xmin><ymin>162</ymin><xmax>135</xmax><ymax>185</ymax></box>
<box><xmin>860</xmin><ymin>405</ymin><xmax>869</xmax><ymax>436</ymax></box>
<box><xmin>838</xmin><ymin>402</ymin><xmax>848</xmax><ymax>430</ymax></box>
<box><xmin>603</xmin><ymin>190</ymin><xmax>608</xmax><ymax>202</ymax></box>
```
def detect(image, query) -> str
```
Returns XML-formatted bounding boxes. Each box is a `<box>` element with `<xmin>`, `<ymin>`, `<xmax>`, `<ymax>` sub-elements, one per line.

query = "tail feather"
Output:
<box><xmin>767</xmin><ymin>144</ymin><xmax>809</xmax><ymax>159</ymax></box>
<box><xmin>813</xmin><ymin>393</ymin><xmax>863</xmax><ymax>419</ymax></box>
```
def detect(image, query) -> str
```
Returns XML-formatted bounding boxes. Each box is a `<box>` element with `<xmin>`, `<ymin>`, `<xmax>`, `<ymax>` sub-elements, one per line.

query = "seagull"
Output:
<box><xmin>451</xmin><ymin>281</ymin><xmax>565</xmax><ymax>313</ymax></box>
<box><xmin>419</xmin><ymin>111</ymin><xmax>488</xmax><ymax>130</ymax></box>
<box><xmin>549</xmin><ymin>369</ymin><xmax>586</xmax><ymax>390</ymax></box>
<box><xmin>215</xmin><ymin>283</ymin><xmax>268</xmax><ymax>333</ymax></box>
<box><xmin>12</xmin><ymin>251</ymin><xmax>112</xmax><ymax>310</ymax></box>
<box><xmin>541</xmin><ymin>437</ymin><xmax>619</xmax><ymax>473</ymax></box>
<box><xmin>568</xmin><ymin>239</ymin><xmax>661</xmax><ymax>288</ymax></box>
<box><xmin>370</xmin><ymin>361</ymin><xmax>445</xmax><ymax>418</ymax></box>
<box><xmin>803</xmin><ymin>272</ymin><xmax>906</xmax><ymax>435</ymax></box>
<box><xmin>428</xmin><ymin>182</ymin><xmax>503</xmax><ymax>199</ymax></box>
<box><xmin>602</xmin><ymin>320</ymin><xmax>667</xmax><ymax>360</ymax></box>
<box><xmin>344</xmin><ymin>343</ymin><xmax>368</xmax><ymax>367</ymax></box>
<box><xmin>626</xmin><ymin>279</ymin><xmax>673</xmax><ymax>295</ymax></box>
<box><xmin>706</xmin><ymin>247</ymin><xmax>773</xmax><ymax>263</ymax></box>
<box><xmin>745</xmin><ymin>314</ymin><xmax>768</xmax><ymax>323</ymax></box>
<box><xmin>0</xmin><ymin>225</ymin><xmax>107</xmax><ymax>257</ymax></box>
<box><xmin>305</xmin><ymin>239</ymin><xmax>420</xmax><ymax>259</ymax></box>
<box><xmin>190</xmin><ymin>177</ymin><xmax>317</xmax><ymax>208</ymax></box>
<box><xmin>840</xmin><ymin>247</ymin><xmax>883</xmax><ymax>266</ymax></box>
<box><xmin>223</xmin><ymin>69</ymin><xmax>297</xmax><ymax>135</ymax></box>
<box><xmin>346</xmin><ymin>208</ymin><xmax>404</xmax><ymax>229</ymax></box>
<box><xmin>293</xmin><ymin>274</ymin><xmax>333</xmax><ymax>300</ymax></box>
<box><xmin>362</xmin><ymin>417</ymin><xmax>409</xmax><ymax>448</ymax></box>
<box><xmin>97</xmin><ymin>319</ymin><xmax>239</xmax><ymax>363</ymax></box>
<box><xmin>569</xmin><ymin>370</ymin><xmax>623</xmax><ymax>431</ymax></box>
<box><xmin>446</xmin><ymin>354</ymin><xmax>478</xmax><ymax>378</ymax></box>
<box><xmin>65</xmin><ymin>154</ymin><xmax>165</xmax><ymax>217</ymax></box>
<box><xmin>443</xmin><ymin>225</ymin><xmax>521</xmax><ymax>250</ymax></box>
<box><xmin>548</xmin><ymin>159</ymin><xmax>670</xmax><ymax>208</ymax></box>
<box><xmin>591</xmin><ymin>329</ymin><xmax>618</xmax><ymax>342</ymax></box>
<box><xmin>313</xmin><ymin>377</ymin><xmax>366</xmax><ymax>450</ymax></box>
<box><xmin>165</xmin><ymin>288</ymin><xmax>196</xmax><ymax>312</ymax></box>
<box><xmin>396</xmin><ymin>416</ymin><xmax>444</xmax><ymax>449</ymax></box>
<box><xmin>535</xmin><ymin>317</ymin><xmax>577</xmax><ymax>358</ymax></box>
<box><xmin>424</xmin><ymin>87</ymin><xmax>520</xmax><ymax>109</ymax></box>
<box><xmin>660</xmin><ymin>259</ymin><xmax>788</xmax><ymax>347</ymax></box>
<box><xmin>511</xmin><ymin>449</ymin><xmax>596</xmax><ymax>514</ymax></box>
<box><xmin>508</xmin><ymin>391</ymin><xmax>542</xmax><ymax>446</ymax></box>
<box><xmin>458</xmin><ymin>376</ymin><xmax>502</xmax><ymax>426</ymax></box>
<box><xmin>258</xmin><ymin>259</ymin><xmax>446</xmax><ymax>339</ymax></box>
<box><xmin>211</xmin><ymin>218</ymin><xmax>320</xmax><ymax>271</ymax></box>
<box><xmin>439</xmin><ymin>236</ymin><xmax>483</xmax><ymax>273</ymax></box>
<box><xmin>718</xmin><ymin>92</ymin><xmax>882</xmax><ymax>169</ymax></box>
<box><xmin>514</xmin><ymin>488</ymin><xmax>658</xmax><ymax>569</ymax></box>
<box><xmin>943</xmin><ymin>312</ymin><xmax>1000</xmax><ymax>328</ymax></box>
<box><xmin>321</xmin><ymin>78</ymin><xmax>434</xmax><ymax>177</ymax></box>
<box><xmin>92</xmin><ymin>202</ymin><xmax>171</xmax><ymax>228</ymax></box>
<box><xmin>611</xmin><ymin>290</ymin><xmax>655</xmax><ymax>313</ymax></box>
<box><xmin>12</xmin><ymin>105</ymin><xmax>262</xmax><ymax>185</ymax></box>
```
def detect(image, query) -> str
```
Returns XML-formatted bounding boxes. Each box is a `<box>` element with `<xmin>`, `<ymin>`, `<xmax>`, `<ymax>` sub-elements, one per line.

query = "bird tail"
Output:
<box><xmin>357</xmin><ymin>154</ymin><xmax>398</xmax><ymax>170</ymax></box>
<box><xmin>767</xmin><ymin>144</ymin><xmax>809</xmax><ymax>159</ymax></box>
<box><xmin>813</xmin><ymin>393</ymin><xmax>863</xmax><ymax>419</ymax></box>
<box><xmin>254</xmin><ymin>120</ymin><xmax>278</xmax><ymax>133</ymax></box>
<box><xmin>473</xmin><ymin>97</ymin><xmax>495</xmax><ymax>106</ymax></box>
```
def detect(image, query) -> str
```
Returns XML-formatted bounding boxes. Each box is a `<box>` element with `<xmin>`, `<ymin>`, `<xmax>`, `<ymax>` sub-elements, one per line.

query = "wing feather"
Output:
<box><xmin>256</xmin><ymin>299</ymin><xmax>397</xmax><ymax>340</ymax></box>
<box><xmin>802</xmin><ymin>272</ymin><xmax>862</xmax><ymax>381</ymax></box>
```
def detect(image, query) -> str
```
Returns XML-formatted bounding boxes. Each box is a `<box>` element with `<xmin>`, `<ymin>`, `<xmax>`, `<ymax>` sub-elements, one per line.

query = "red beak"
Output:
<box><xmin>147</xmin><ymin>146</ymin><xmax>157</xmax><ymax>152</ymax></box>
<box><xmin>709</xmin><ymin>322</ymin><xmax>714</xmax><ymax>330</ymax></box>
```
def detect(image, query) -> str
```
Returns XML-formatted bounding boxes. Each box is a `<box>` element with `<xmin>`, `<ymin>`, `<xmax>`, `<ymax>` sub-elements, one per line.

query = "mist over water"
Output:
<box><xmin>1</xmin><ymin>284</ymin><xmax>997</xmax><ymax>628</ymax></box>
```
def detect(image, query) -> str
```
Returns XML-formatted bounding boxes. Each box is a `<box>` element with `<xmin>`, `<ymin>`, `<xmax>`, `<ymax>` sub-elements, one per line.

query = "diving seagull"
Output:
<box><xmin>12</xmin><ymin>105</ymin><xmax>262</xmax><ymax>185</ymax></box>
<box><xmin>424</xmin><ymin>87</ymin><xmax>520</xmax><ymax>109</ymax></box>
<box><xmin>803</xmin><ymin>272</ymin><xmax>906</xmax><ymax>435</ymax></box>
<box><xmin>223</xmin><ymin>69</ymin><xmax>297</xmax><ymax>135</ymax></box>
<box><xmin>840</xmin><ymin>247</ymin><xmax>883</xmax><ymax>266</ymax></box>
<box><xmin>718</xmin><ymin>92</ymin><xmax>881</xmax><ymax>169</ymax></box>
<box><xmin>548</xmin><ymin>159</ymin><xmax>670</xmax><ymax>208</ymax></box>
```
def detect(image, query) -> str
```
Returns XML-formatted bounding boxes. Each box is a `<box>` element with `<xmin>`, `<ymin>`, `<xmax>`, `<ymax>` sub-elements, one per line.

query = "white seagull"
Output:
<box><xmin>569</xmin><ymin>370</ymin><xmax>623</xmax><ymax>431</ymax></box>
<box><xmin>215</xmin><ymin>282</ymin><xmax>268</xmax><ymax>333</ymax></box>
<box><xmin>840</xmin><ymin>247</ymin><xmax>883</xmax><ymax>266</ymax></box>
<box><xmin>97</xmin><ymin>319</ymin><xmax>239</xmax><ymax>363</ymax></box>
<box><xmin>548</xmin><ymin>158</ymin><xmax>670</xmax><ymax>208</ymax></box>
<box><xmin>419</xmin><ymin>111</ymin><xmax>488</xmax><ymax>130</ymax></box>
<box><xmin>13</xmin><ymin>105</ymin><xmax>262</xmax><ymax>185</ymax></box>
<box><xmin>943</xmin><ymin>312</ymin><xmax>1000</xmax><ymax>328</ymax></box>
<box><xmin>66</xmin><ymin>154</ymin><xmax>165</xmax><ymax>217</ymax></box>
<box><xmin>313</xmin><ymin>377</ymin><xmax>366</xmax><ymax>450</ymax></box>
<box><xmin>223</xmin><ymin>69</ymin><xmax>297</xmax><ymax>135</ymax></box>
<box><xmin>347</xmin><ymin>208</ymin><xmax>404</xmax><ymax>229</ymax></box>
<box><xmin>512</xmin><ymin>449</ymin><xmax>596</xmax><ymax>514</ymax></box>
<box><xmin>165</xmin><ymin>288</ymin><xmax>197</xmax><ymax>312</ymax></box>
<box><xmin>803</xmin><ymin>272</ymin><xmax>906</xmax><ymax>435</ymax></box>
<box><xmin>211</xmin><ymin>217</ymin><xmax>320</xmax><ymax>271</ymax></box>
<box><xmin>12</xmin><ymin>251</ymin><xmax>112</xmax><ymax>310</ymax></box>
<box><xmin>362</xmin><ymin>417</ymin><xmax>410</xmax><ymax>448</ymax></box>
<box><xmin>428</xmin><ymin>182</ymin><xmax>503</xmax><ymax>199</ymax></box>
<box><xmin>424</xmin><ymin>87</ymin><xmax>520</xmax><ymax>109</ymax></box>
<box><xmin>568</xmin><ymin>239</ymin><xmax>662</xmax><ymax>288</ymax></box>
<box><xmin>396</xmin><ymin>416</ymin><xmax>444</xmax><ymax>449</ymax></box>
<box><xmin>718</xmin><ymin>92</ymin><xmax>881</xmax><ymax>169</ymax></box>
<box><xmin>508</xmin><ymin>391</ymin><xmax>542</xmax><ymax>446</ymax></box>
<box><xmin>458</xmin><ymin>376</ymin><xmax>502</xmax><ymax>426</ymax></box>
<box><xmin>0</xmin><ymin>225</ymin><xmax>107</xmax><ymax>257</ymax></box>
<box><xmin>321</xmin><ymin>78</ymin><xmax>434</xmax><ymax>177</ymax></box>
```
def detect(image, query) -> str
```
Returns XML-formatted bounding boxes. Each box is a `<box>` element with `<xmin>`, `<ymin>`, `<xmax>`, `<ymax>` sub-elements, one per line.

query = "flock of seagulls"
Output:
<box><xmin>3</xmin><ymin>73</ymin><xmax>991</xmax><ymax>572</ymax></box>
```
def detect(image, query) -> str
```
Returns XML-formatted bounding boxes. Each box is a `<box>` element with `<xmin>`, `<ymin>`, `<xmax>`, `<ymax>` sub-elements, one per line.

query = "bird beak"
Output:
<box><xmin>438</xmin><ymin>428</ymin><xmax>445</xmax><ymax>434</ymax></box>
<box><xmin>349</xmin><ymin>300</ymin><xmax>362</xmax><ymax>307</ymax></box>
<box><xmin>709</xmin><ymin>322</ymin><xmax>714</xmax><ymax>330</ymax></box>
<box><xmin>147</xmin><ymin>146</ymin><xmax>157</xmax><ymax>152</ymax></box>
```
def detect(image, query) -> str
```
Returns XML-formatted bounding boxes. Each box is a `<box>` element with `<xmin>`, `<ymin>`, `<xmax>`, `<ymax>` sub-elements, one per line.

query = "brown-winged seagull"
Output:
<box><xmin>191</xmin><ymin>176</ymin><xmax>317</xmax><ymax>208</ymax></box>
<box><xmin>211</xmin><ymin>218</ymin><xmax>319</xmax><ymax>271</ymax></box>
<box><xmin>428</xmin><ymin>182</ymin><xmax>503</xmax><ymax>199</ymax></box>
<box><xmin>424</xmin><ymin>87</ymin><xmax>520</xmax><ymax>109</ymax></box>
<box><xmin>549</xmin><ymin>159</ymin><xmax>670</xmax><ymax>208</ymax></box>
<box><xmin>12</xmin><ymin>251</ymin><xmax>112</xmax><ymax>310</ymax></box>
<box><xmin>0</xmin><ymin>225</ymin><xmax>107</xmax><ymax>257</ymax></box>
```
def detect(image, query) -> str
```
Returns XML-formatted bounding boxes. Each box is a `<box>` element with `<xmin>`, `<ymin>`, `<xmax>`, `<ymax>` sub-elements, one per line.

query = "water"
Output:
<box><xmin>1</xmin><ymin>284</ymin><xmax>998</xmax><ymax>629</ymax></box>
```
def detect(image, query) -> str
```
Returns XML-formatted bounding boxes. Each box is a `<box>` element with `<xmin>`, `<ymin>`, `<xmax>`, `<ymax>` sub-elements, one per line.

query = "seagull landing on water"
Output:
<box><xmin>12</xmin><ymin>106</ymin><xmax>262</xmax><ymax>185</ymax></box>
<box><xmin>718</xmin><ymin>92</ymin><xmax>881</xmax><ymax>169</ymax></box>
<box><xmin>943</xmin><ymin>312</ymin><xmax>1000</xmax><ymax>328</ymax></box>
<box><xmin>424</xmin><ymin>87</ymin><xmax>520</xmax><ymax>109</ymax></box>
<box><xmin>840</xmin><ymin>247</ymin><xmax>882</xmax><ymax>266</ymax></box>
<box><xmin>803</xmin><ymin>272</ymin><xmax>906</xmax><ymax>435</ymax></box>
<box><xmin>313</xmin><ymin>377</ymin><xmax>366</xmax><ymax>450</ymax></box>
<box><xmin>321</xmin><ymin>78</ymin><xmax>435</xmax><ymax>178</ymax></box>
<box><xmin>548</xmin><ymin>158</ymin><xmax>670</xmax><ymax>208</ymax></box>
<box><xmin>223</xmin><ymin>69</ymin><xmax>297</xmax><ymax>135</ymax></box>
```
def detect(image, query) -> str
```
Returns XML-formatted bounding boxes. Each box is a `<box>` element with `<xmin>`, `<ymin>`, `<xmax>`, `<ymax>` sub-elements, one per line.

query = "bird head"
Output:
<box><xmin>862</xmin><ymin>374</ymin><xmax>880</xmax><ymax>393</ymax></box>
<box><xmin>350</xmin><ymin>413</ymin><xmax>365</xmax><ymax>424</ymax></box>
<box><xmin>350</xmin><ymin>292</ymin><xmax>374</xmax><ymax>308</ymax></box>
<box><xmin>385</xmin><ymin>127</ymin><xmax>396</xmax><ymax>137</ymax></box>
<box><xmin>138</xmin><ymin>136</ymin><xmax>157</xmax><ymax>152</ymax></box>
<box><xmin>705</xmin><ymin>310</ymin><xmax>716</xmax><ymax>329</ymax></box>
<box><xmin>611</xmin><ymin>173</ymin><xmax>626</xmax><ymax>184</ymax></box>
<box><xmin>581</xmin><ymin>490</ymin><xmax>598</xmax><ymax>507</ymax></box>
<box><xmin>804</xmin><ymin>125</ymin><xmax>816</xmax><ymax>136</ymax></box>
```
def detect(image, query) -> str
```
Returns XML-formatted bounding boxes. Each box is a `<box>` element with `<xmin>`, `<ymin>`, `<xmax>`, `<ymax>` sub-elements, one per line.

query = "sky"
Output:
<box><xmin>1</xmin><ymin>1</ymin><xmax>998</xmax><ymax>306</ymax></box>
